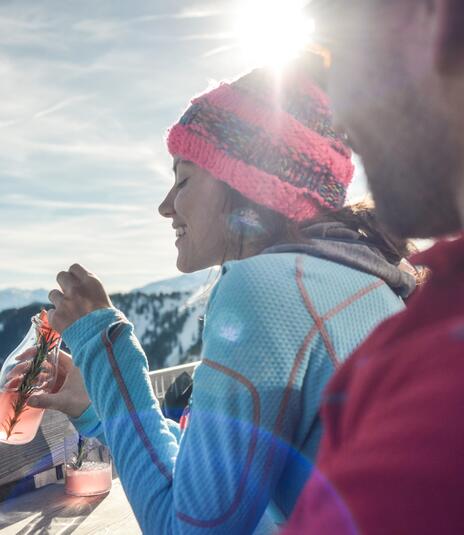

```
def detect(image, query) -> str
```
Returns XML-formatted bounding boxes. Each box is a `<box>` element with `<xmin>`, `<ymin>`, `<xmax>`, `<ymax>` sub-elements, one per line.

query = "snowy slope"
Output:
<box><xmin>111</xmin><ymin>290</ymin><xmax>206</xmax><ymax>370</ymax></box>
<box><xmin>0</xmin><ymin>270</ymin><xmax>215</xmax><ymax>369</ymax></box>
<box><xmin>0</xmin><ymin>289</ymin><xmax>49</xmax><ymax>313</ymax></box>
<box><xmin>133</xmin><ymin>269</ymin><xmax>217</xmax><ymax>295</ymax></box>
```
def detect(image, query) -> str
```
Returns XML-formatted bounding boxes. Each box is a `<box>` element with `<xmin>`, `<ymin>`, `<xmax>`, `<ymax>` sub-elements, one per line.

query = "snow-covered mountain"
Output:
<box><xmin>0</xmin><ymin>273</ymin><xmax>212</xmax><ymax>370</ymax></box>
<box><xmin>0</xmin><ymin>270</ymin><xmax>217</xmax><ymax>314</ymax></box>
<box><xmin>111</xmin><ymin>290</ymin><xmax>206</xmax><ymax>369</ymax></box>
<box><xmin>0</xmin><ymin>288</ymin><xmax>49</xmax><ymax>313</ymax></box>
<box><xmin>133</xmin><ymin>268</ymin><xmax>217</xmax><ymax>296</ymax></box>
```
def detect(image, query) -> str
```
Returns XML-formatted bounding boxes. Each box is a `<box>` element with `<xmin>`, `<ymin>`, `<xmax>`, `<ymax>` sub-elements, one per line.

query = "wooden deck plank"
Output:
<box><xmin>0</xmin><ymin>363</ymin><xmax>199</xmax><ymax>487</ymax></box>
<box><xmin>0</xmin><ymin>362</ymin><xmax>201</xmax><ymax>531</ymax></box>
<box><xmin>0</xmin><ymin>410</ymin><xmax>69</xmax><ymax>486</ymax></box>
<box><xmin>0</xmin><ymin>478</ymin><xmax>140</xmax><ymax>534</ymax></box>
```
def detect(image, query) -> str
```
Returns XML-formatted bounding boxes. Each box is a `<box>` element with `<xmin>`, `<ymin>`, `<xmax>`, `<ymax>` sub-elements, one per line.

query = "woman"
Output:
<box><xmin>31</xmin><ymin>57</ymin><xmax>415</xmax><ymax>534</ymax></box>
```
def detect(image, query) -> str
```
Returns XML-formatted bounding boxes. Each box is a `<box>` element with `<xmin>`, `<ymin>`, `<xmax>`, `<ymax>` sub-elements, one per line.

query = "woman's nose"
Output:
<box><xmin>158</xmin><ymin>190</ymin><xmax>175</xmax><ymax>218</ymax></box>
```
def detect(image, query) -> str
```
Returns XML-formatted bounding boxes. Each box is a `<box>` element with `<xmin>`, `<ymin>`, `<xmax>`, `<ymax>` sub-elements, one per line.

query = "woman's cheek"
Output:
<box><xmin>174</xmin><ymin>184</ymin><xmax>194</xmax><ymax>214</ymax></box>
<box><xmin>173</xmin><ymin>190</ymin><xmax>185</xmax><ymax>215</ymax></box>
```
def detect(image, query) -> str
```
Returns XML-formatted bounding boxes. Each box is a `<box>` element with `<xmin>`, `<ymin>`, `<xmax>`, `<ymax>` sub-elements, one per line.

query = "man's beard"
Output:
<box><xmin>369</xmin><ymin>169</ymin><xmax>461</xmax><ymax>240</ymax></box>
<box><xmin>362</xmin><ymin>96</ymin><xmax>462</xmax><ymax>240</ymax></box>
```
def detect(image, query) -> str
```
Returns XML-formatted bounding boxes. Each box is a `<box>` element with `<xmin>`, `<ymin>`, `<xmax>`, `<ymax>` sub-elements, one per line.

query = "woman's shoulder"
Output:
<box><xmin>222</xmin><ymin>252</ymin><xmax>299</xmax><ymax>277</ymax></box>
<box><xmin>204</xmin><ymin>254</ymin><xmax>314</xmax><ymax>344</ymax></box>
<box><xmin>211</xmin><ymin>252</ymin><xmax>356</xmax><ymax>306</ymax></box>
<box><xmin>219</xmin><ymin>252</ymin><xmax>320</xmax><ymax>294</ymax></box>
<box><xmin>221</xmin><ymin>251</ymin><xmax>370</xmax><ymax>283</ymax></box>
<box><xmin>211</xmin><ymin>251</ymin><xmax>397</xmax><ymax>313</ymax></box>
<box><xmin>207</xmin><ymin>253</ymin><xmax>303</xmax><ymax>312</ymax></box>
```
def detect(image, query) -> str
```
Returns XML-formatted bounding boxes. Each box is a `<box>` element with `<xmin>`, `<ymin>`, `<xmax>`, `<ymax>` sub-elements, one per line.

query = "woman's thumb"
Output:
<box><xmin>28</xmin><ymin>392</ymin><xmax>63</xmax><ymax>412</ymax></box>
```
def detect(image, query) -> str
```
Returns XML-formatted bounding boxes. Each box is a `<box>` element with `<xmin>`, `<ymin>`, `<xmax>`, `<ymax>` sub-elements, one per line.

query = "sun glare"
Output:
<box><xmin>234</xmin><ymin>0</ymin><xmax>314</xmax><ymax>70</ymax></box>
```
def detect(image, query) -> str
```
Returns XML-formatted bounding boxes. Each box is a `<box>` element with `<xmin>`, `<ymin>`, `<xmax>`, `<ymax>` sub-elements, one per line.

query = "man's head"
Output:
<box><xmin>313</xmin><ymin>0</ymin><xmax>464</xmax><ymax>238</ymax></box>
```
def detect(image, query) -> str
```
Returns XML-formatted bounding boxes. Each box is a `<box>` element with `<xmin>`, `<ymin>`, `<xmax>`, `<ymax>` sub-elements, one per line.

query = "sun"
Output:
<box><xmin>234</xmin><ymin>0</ymin><xmax>314</xmax><ymax>70</ymax></box>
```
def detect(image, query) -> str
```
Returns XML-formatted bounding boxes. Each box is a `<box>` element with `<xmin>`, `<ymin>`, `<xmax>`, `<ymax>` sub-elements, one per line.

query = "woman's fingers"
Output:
<box><xmin>48</xmin><ymin>289</ymin><xmax>64</xmax><ymax>307</ymax></box>
<box><xmin>6</xmin><ymin>361</ymin><xmax>30</xmax><ymax>380</ymax></box>
<box><xmin>28</xmin><ymin>389</ymin><xmax>90</xmax><ymax>419</ymax></box>
<box><xmin>28</xmin><ymin>391</ymin><xmax>65</xmax><ymax>411</ymax></box>
<box><xmin>48</xmin><ymin>264</ymin><xmax>112</xmax><ymax>334</ymax></box>
<box><xmin>69</xmin><ymin>263</ymin><xmax>91</xmax><ymax>282</ymax></box>
<box><xmin>4</xmin><ymin>376</ymin><xmax>24</xmax><ymax>390</ymax></box>
<box><xmin>51</xmin><ymin>350</ymin><xmax>73</xmax><ymax>393</ymax></box>
<box><xmin>6</xmin><ymin>349</ymin><xmax>66</xmax><ymax>390</ymax></box>
<box><xmin>20</xmin><ymin>376</ymin><xmax>48</xmax><ymax>391</ymax></box>
<box><xmin>6</xmin><ymin>372</ymin><xmax>53</xmax><ymax>391</ymax></box>
<box><xmin>47</xmin><ymin>308</ymin><xmax>55</xmax><ymax>327</ymax></box>
<box><xmin>15</xmin><ymin>347</ymin><xmax>37</xmax><ymax>362</ymax></box>
<box><xmin>28</xmin><ymin>362</ymin><xmax>91</xmax><ymax>419</ymax></box>
<box><xmin>56</xmin><ymin>270</ymin><xmax>79</xmax><ymax>293</ymax></box>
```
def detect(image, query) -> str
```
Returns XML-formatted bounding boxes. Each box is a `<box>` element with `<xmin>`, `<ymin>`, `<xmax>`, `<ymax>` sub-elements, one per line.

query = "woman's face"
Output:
<box><xmin>158</xmin><ymin>159</ymin><xmax>230</xmax><ymax>273</ymax></box>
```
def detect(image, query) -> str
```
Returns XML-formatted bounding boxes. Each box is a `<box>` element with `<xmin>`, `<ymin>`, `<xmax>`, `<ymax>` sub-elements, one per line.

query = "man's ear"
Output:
<box><xmin>434</xmin><ymin>0</ymin><xmax>464</xmax><ymax>74</ymax></box>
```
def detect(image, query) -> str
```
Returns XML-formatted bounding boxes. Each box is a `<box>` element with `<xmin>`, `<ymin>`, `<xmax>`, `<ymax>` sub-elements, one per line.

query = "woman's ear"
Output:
<box><xmin>433</xmin><ymin>0</ymin><xmax>464</xmax><ymax>74</ymax></box>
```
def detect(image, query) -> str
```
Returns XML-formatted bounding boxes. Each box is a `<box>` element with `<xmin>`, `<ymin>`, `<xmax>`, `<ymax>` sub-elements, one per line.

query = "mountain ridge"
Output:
<box><xmin>0</xmin><ymin>270</ymin><xmax>216</xmax><ymax>313</ymax></box>
<box><xmin>0</xmin><ymin>289</ymin><xmax>49</xmax><ymax>313</ymax></box>
<box><xmin>0</xmin><ymin>276</ymin><xmax>209</xmax><ymax>371</ymax></box>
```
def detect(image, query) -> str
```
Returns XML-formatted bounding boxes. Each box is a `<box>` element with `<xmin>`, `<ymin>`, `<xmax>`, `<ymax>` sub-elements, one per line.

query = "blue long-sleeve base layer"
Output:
<box><xmin>65</xmin><ymin>253</ymin><xmax>404</xmax><ymax>534</ymax></box>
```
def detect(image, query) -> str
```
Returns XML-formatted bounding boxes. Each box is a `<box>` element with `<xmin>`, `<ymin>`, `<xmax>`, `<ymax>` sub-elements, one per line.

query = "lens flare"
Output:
<box><xmin>234</xmin><ymin>0</ymin><xmax>314</xmax><ymax>70</ymax></box>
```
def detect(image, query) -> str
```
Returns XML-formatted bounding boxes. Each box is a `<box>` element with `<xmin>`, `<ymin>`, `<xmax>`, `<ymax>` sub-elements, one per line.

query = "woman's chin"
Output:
<box><xmin>176</xmin><ymin>254</ymin><xmax>214</xmax><ymax>274</ymax></box>
<box><xmin>176</xmin><ymin>255</ymin><xmax>195</xmax><ymax>273</ymax></box>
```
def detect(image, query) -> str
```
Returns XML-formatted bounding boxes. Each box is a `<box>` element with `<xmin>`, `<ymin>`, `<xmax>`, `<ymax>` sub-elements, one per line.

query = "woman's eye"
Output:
<box><xmin>176</xmin><ymin>178</ymin><xmax>189</xmax><ymax>189</ymax></box>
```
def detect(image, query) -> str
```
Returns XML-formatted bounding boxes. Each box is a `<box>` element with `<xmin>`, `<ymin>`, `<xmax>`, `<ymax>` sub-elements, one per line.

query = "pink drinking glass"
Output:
<box><xmin>64</xmin><ymin>426</ymin><xmax>112</xmax><ymax>497</ymax></box>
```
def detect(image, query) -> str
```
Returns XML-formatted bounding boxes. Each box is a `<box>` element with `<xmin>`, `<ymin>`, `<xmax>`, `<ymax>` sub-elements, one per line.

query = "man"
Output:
<box><xmin>283</xmin><ymin>1</ymin><xmax>464</xmax><ymax>533</ymax></box>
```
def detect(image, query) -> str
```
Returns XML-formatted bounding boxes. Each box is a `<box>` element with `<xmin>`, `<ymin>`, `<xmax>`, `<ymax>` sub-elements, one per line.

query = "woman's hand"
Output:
<box><xmin>48</xmin><ymin>263</ymin><xmax>113</xmax><ymax>334</ymax></box>
<box><xmin>27</xmin><ymin>349</ymin><xmax>91</xmax><ymax>419</ymax></box>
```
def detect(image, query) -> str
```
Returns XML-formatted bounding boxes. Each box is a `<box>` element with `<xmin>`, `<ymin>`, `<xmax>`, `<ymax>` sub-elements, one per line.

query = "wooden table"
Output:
<box><xmin>0</xmin><ymin>478</ymin><xmax>141</xmax><ymax>534</ymax></box>
<box><xmin>0</xmin><ymin>363</ymin><xmax>199</xmax><ymax>534</ymax></box>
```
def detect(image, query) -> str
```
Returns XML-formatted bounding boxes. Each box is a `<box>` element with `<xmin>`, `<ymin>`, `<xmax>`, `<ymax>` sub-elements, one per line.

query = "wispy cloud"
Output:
<box><xmin>1</xmin><ymin>194</ymin><xmax>140</xmax><ymax>213</ymax></box>
<box><xmin>24</xmin><ymin>140</ymin><xmax>157</xmax><ymax>165</ymax></box>
<box><xmin>174</xmin><ymin>7</ymin><xmax>223</xmax><ymax>19</ymax></box>
<box><xmin>33</xmin><ymin>95</ymin><xmax>95</xmax><ymax>120</ymax></box>
<box><xmin>203</xmin><ymin>44</ymin><xmax>238</xmax><ymax>58</ymax></box>
<box><xmin>0</xmin><ymin>119</ymin><xmax>19</xmax><ymax>128</ymax></box>
<box><xmin>179</xmin><ymin>32</ymin><xmax>233</xmax><ymax>42</ymax></box>
<box><xmin>0</xmin><ymin>209</ymin><xmax>177</xmax><ymax>292</ymax></box>
<box><xmin>1</xmin><ymin>0</ymin><xmax>309</xmax><ymax>291</ymax></box>
<box><xmin>0</xmin><ymin>13</ymin><xmax>64</xmax><ymax>49</ymax></box>
<box><xmin>73</xmin><ymin>5</ymin><xmax>225</xmax><ymax>43</ymax></box>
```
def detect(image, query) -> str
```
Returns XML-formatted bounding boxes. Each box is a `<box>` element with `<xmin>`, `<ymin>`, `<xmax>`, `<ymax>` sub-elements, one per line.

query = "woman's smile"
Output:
<box><xmin>174</xmin><ymin>226</ymin><xmax>187</xmax><ymax>246</ymax></box>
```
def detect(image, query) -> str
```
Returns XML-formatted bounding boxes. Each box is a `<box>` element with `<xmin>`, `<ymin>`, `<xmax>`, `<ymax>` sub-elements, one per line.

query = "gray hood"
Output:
<box><xmin>262</xmin><ymin>221</ymin><xmax>416</xmax><ymax>298</ymax></box>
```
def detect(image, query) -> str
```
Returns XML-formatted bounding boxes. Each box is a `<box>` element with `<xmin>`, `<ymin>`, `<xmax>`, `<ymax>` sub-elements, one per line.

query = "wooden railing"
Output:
<box><xmin>0</xmin><ymin>361</ymin><xmax>200</xmax><ymax>500</ymax></box>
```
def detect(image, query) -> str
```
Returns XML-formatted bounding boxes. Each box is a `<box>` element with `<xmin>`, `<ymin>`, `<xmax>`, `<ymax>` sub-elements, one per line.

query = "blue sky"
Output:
<box><xmin>0</xmin><ymin>0</ymin><xmax>367</xmax><ymax>292</ymax></box>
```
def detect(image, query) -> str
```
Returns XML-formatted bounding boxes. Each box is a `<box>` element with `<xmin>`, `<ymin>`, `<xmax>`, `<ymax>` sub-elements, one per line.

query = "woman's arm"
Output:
<box><xmin>71</xmin><ymin>392</ymin><xmax>182</xmax><ymax>444</ymax></box>
<box><xmin>60</xmin><ymin>259</ymin><xmax>314</xmax><ymax>534</ymax></box>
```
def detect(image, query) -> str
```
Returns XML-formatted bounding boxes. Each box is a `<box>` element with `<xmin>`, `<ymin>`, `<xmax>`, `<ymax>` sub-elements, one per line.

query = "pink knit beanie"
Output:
<box><xmin>167</xmin><ymin>58</ymin><xmax>354</xmax><ymax>222</ymax></box>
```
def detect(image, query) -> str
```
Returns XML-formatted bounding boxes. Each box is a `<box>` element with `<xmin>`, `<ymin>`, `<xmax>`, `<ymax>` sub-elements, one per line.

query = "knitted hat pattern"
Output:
<box><xmin>167</xmin><ymin>58</ymin><xmax>354</xmax><ymax>222</ymax></box>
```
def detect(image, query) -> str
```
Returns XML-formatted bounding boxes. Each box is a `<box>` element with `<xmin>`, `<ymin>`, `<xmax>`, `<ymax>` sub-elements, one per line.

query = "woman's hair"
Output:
<box><xmin>302</xmin><ymin>201</ymin><xmax>413</xmax><ymax>265</ymax></box>
<box><xmin>221</xmin><ymin>183</ymin><xmax>423</xmax><ymax>282</ymax></box>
